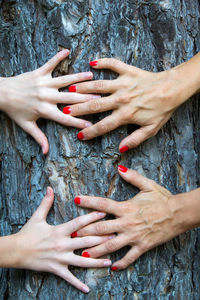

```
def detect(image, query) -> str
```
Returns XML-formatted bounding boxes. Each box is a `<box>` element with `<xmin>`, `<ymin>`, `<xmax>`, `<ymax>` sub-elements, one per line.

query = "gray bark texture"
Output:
<box><xmin>0</xmin><ymin>0</ymin><xmax>200</xmax><ymax>299</ymax></box>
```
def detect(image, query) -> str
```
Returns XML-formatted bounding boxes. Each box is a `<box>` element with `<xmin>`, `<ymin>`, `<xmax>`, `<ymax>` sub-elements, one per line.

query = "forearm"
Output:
<box><xmin>170</xmin><ymin>187</ymin><xmax>200</xmax><ymax>233</ymax></box>
<box><xmin>0</xmin><ymin>234</ymin><xmax>21</xmax><ymax>268</ymax></box>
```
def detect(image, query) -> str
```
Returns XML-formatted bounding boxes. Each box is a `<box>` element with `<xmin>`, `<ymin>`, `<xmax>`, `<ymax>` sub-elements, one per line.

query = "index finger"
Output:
<box><xmin>74</xmin><ymin>195</ymin><xmax>120</xmax><ymax>216</ymax></box>
<box><xmin>60</xmin><ymin>211</ymin><xmax>106</xmax><ymax>235</ymax></box>
<box><xmin>69</xmin><ymin>79</ymin><xmax>118</xmax><ymax>94</ymax></box>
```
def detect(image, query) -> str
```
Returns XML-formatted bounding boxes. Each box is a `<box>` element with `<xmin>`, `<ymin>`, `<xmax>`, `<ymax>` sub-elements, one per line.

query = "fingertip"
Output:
<box><xmin>96</xmin><ymin>211</ymin><xmax>106</xmax><ymax>218</ymax></box>
<box><xmin>42</xmin><ymin>140</ymin><xmax>49</xmax><ymax>155</ymax></box>
<box><xmin>118</xmin><ymin>165</ymin><xmax>128</xmax><ymax>173</ymax></box>
<box><xmin>104</xmin><ymin>260</ymin><xmax>112</xmax><ymax>267</ymax></box>
<box><xmin>46</xmin><ymin>186</ymin><xmax>53</xmax><ymax>197</ymax></box>
<box><xmin>77</xmin><ymin>132</ymin><xmax>84</xmax><ymax>140</ymax></box>
<box><xmin>119</xmin><ymin>145</ymin><xmax>129</xmax><ymax>153</ymax></box>
<box><xmin>85</xmin><ymin>121</ymin><xmax>93</xmax><ymax>128</ymax></box>
<box><xmin>82</xmin><ymin>286</ymin><xmax>90</xmax><ymax>293</ymax></box>
<box><xmin>59</xmin><ymin>49</ymin><xmax>70</xmax><ymax>57</ymax></box>
<box><xmin>89</xmin><ymin>60</ymin><xmax>98</xmax><ymax>67</ymax></box>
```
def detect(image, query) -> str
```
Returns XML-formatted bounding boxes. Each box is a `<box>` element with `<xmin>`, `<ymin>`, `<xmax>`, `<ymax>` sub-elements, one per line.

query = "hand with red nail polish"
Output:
<box><xmin>0</xmin><ymin>49</ymin><xmax>96</xmax><ymax>154</ymax></box>
<box><xmin>74</xmin><ymin>167</ymin><xmax>200</xmax><ymax>270</ymax></box>
<box><xmin>66</xmin><ymin>54</ymin><xmax>200</xmax><ymax>151</ymax></box>
<box><xmin>0</xmin><ymin>187</ymin><xmax>112</xmax><ymax>293</ymax></box>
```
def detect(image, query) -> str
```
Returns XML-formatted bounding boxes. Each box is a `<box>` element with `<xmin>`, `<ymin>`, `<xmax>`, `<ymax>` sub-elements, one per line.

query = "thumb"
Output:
<box><xmin>119</xmin><ymin>125</ymin><xmax>156</xmax><ymax>152</ymax></box>
<box><xmin>117</xmin><ymin>166</ymin><xmax>154</xmax><ymax>192</ymax></box>
<box><xmin>22</xmin><ymin>121</ymin><xmax>49</xmax><ymax>154</ymax></box>
<box><xmin>33</xmin><ymin>187</ymin><xmax>54</xmax><ymax>220</ymax></box>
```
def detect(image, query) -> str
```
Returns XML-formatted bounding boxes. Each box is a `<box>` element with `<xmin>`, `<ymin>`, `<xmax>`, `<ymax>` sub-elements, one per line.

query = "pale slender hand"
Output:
<box><xmin>0</xmin><ymin>49</ymin><xmax>99</xmax><ymax>154</ymax></box>
<box><xmin>12</xmin><ymin>188</ymin><xmax>112</xmax><ymax>293</ymax></box>
<box><xmin>63</xmin><ymin>55</ymin><xmax>200</xmax><ymax>152</ymax></box>
<box><xmin>74</xmin><ymin>166</ymin><xmax>190</xmax><ymax>270</ymax></box>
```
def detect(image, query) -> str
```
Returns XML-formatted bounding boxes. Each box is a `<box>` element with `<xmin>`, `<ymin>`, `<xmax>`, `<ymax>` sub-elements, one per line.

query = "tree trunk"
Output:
<box><xmin>0</xmin><ymin>0</ymin><xmax>200</xmax><ymax>299</ymax></box>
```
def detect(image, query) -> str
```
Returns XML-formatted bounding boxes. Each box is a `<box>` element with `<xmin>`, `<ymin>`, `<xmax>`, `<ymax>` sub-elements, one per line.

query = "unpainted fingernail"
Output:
<box><xmin>74</xmin><ymin>197</ymin><xmax>81</xmax><ymax>205</ymax></box>
<box><xmin>85</xmin><ymin>121</ymin><xmax>92</xmax><ymax>128</ymax></box>
<box><xmin>97</xmin><ymin>212</ymin><xmax>106</xmax><ymax>217</ymax></box>
<box><xmin>104</xmin><ymin>260</ymin><xmax>112</xmax><ymax>267</ymax></box>
<box><xmin>89</xmin><ymin>60</ymin><xmax>98</xmax><ymax>66</ymax></box>
<box><xmin>84</xmin><ymin>71</ymin><xmax>93</xmax><ymax>77</ymax></box>
<box><xmin>42</xmin><ymin>145</ymin><xmax>47</xmax><ymax>154</ymax></box>
<box><xmin>63</xmin><ymin>106</ymin><xmax>71</xmax><ymax>114</ymax></box>
<box><xmin>59</xmin><ymin>49</ymin><xmax>69</xmax><ymax>56</ymax></box>
<box><xmin>118</xmin><ymin>165</ymin><xmax>128</xmax><ymax>173</ymax></box>
<box><xmin>69</xmin><ymin>85</ymin><xmax>76</xmax><ymax>92</ymax></box>
<box><xmin>82</xmin><ymin>286</ymin><xmax>90</xmax><ymax>293</ymax></box>
<box><xmin>46</xmin><ymin>187</ymin><xmax>51</xmax><ymax>197</ymax></box>
<box><xmin>82</xmin><ymin>251</ymin><xmax>90</xmax><ymax>258</ymax></box>
<box><xmin>119</xmin><ymin>146</ymin><xmax>129</xmax><ymax>153</ymax></box>
<box><xmin>108</xmin><ymin>235</ymin><xmax>116</xmax><ymax>240</ymax></box>
<box><xmin>92</xmin><ymin>95</ymin><xmax>101</xmax><ymax>99</ymax></box>
<box><xmin>77</xmin><ymin>132</ymin><xmax>84</xmax><ymax>140</ymax></box>
<box><xmin>111</xmin><ymin>266</ymin><xmax>118</xmax><ymax>271</ymax></box>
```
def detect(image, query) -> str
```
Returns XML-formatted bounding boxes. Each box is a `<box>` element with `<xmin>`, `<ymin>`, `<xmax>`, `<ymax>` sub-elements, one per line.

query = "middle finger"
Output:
<box><xmin>68</xmin><ymin>79</ymin><xmax>119</xmax><ymax>94</ymax></box>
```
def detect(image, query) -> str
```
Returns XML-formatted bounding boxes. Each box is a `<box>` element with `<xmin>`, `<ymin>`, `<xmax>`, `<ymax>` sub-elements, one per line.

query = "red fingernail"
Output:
<box><xmin>69</xmin><ymin>85</ymin><xmax>76</xmax><ymax>92</ymax></box>
<box><xmin>118</xmin><ymin>165</ymin><xmax>128</xmax><ymax>173</ymax></box>
<box><xmin>111</xmin><ymin>266</ymin><xmax>118</xmax><ymax>271</ymax></box>
<box><xmin>119</xmin><ymin>146</ymin><xmax>129</xmax><ymax>153</ymax></box>
<box><xmin>63</xmin><ymin>106</ymin><xmax>71</xmax><ymax>114</ymax></box>
<box><xmin>74</xmin><ymin>197</ymin><xmax>81</xmax><ymax>205</ymax></box>
<box><xmin>71</xmin><ymin>232</ymin><xmax>77</xmax><ymax>238</ymax></box>
<box><xmin>89</xmin><ymin>60</ymin><xmax>98</xmax><ymax>67</ymax></box>
<box><xmin>82</xmin><ymin>252</ymin><xmax>90</xmax><ymax>258</ymax></box>
<box><xmin>77</xmin><ymin>132</ymin><xmax>84</xmax><ymax>140</ymax></box>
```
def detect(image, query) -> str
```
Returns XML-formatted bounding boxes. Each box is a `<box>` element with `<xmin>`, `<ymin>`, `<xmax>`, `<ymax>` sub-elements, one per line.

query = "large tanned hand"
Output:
<box><xmin>64</xmin><ymin>58</ymin><xmax>195</xmax><ymax>152</ymax></box>
<box><xmin>74</xmin><ymin>166</ymin><xmax>185</xmax><ymax>270</ymax></box>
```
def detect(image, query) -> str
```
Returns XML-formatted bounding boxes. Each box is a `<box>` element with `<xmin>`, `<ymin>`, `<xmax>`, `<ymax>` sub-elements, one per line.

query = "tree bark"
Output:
<box><xmin>0</xmin><ymin>0</ymin><xmax>200</xmax><ymax>299</ymax></box>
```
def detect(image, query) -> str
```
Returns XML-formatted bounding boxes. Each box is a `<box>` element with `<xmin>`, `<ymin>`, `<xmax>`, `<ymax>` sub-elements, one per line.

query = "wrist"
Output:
<box><xmin>169</xmin><ymin>188</ymin><xmax>200</xmax><ymax>234</ymax></box>
<box><xmin>0</xmin><ymin>234</ymin><xmax>23</xmax><ymax>268</ymax></box>
<box><xmin>170</xmin><ymin>55</ymin><xmax>200</xmax><ymax>107</ymax></box>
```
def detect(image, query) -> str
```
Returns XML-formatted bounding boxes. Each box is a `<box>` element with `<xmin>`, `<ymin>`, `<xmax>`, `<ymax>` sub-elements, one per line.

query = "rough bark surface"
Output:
<box><xmin>0</xmin><ymin>0</ymin><xmax>200</xmax><ymax>299</ymax></box>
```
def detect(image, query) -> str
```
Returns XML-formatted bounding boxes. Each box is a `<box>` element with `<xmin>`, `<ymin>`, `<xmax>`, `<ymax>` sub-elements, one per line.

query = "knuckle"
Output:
<box><xmin>83</xmin><ymin>236</ymin><xmax>91</xmax><ymax>244</ymax></box>
<box><xmin>120</xmin><ymin>202</ymin><xmax>131</xmax><ymax>213</ymax></box>
<box><xmin>123</xmin><ymin>257</ymin><xmax>133</xmax><ymax>268</ymax></box>
<box><xmin>95</xmin><ymin>222</ymin><xmax>107</xmax><ymax>234</ymax></box>
<box><xmin>148</xmin><ymin>127</ymin><xmax>158</xmax><ymax>137</ymax></box>
<box><xmin>105</xmin><ymin>238</ymin><xmax>117</xmax><ymax>252</ymax></box>
<box><xmin>139</xmin><ymin>241</ymin><xmax>149</xmax><ymax>253</ymax></box>
<box><xmin>96</xmin><ymin>122</ymin><xmax>107</xmax><ymax>133</ymax></box>
<box><xmin>96</xmin><ymin>199</ymin><xmax>107</xmax><ymax>211</ymax></box>
<box><xmin>88</xmin><ymin>99</ymin><xmax>101</xmax><ymax>112</ymax></box>
<box><xmin>54</xmin><ymin>240</ymin><xmax>65</xmax><ymax>253</ymax></box>
<box><xmin>107</xmin><ymin>58</ymin><xmax>117</xmax><ymax>67</ymax></box>
<box><xmin>93</xmin><ymin>80</ymin><xmax>105</xmax><ymax>91</ymax></box>
<box><xmin>117</xmin><ymin>94</ymin><xmax>130</xmax><ymax>105</ymax></box>
<box><xmin>128</xmin><ymin>136</ymin><xmax>139</xmax><ymax>148</ymax></box>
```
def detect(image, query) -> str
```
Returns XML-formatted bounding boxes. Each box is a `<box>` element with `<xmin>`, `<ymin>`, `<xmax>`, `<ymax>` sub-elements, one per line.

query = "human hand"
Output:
<box><xmin>15</xmin><ymin>187</ymin><xmax>112</xmax><ymax>293</ymax></box>
<box><xmin>63</xmin><ymin>58</ymin><xmax>197</xmax><ymax>152</ymax></box>
<box><xmin>0</xmin><ymin>50</ymin><xmax>98</xmax><ymax>154</ymax></box>
<box><xmin>74</xmin><ymin>166</ymin><xmax>186</xmax><ymax>270</ymax></box>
